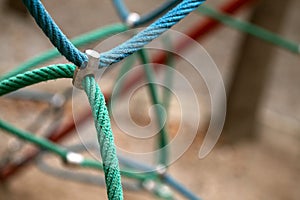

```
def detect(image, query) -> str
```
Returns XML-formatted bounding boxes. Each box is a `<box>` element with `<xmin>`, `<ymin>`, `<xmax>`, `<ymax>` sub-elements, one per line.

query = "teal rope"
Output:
<box><xmin>137</xmin><ymin>49</ymin><xmax>169</xmax><ymax>166</ymax></box>
<box><xmin>0</xmin><ymin>119</ymin><xmax>68</xmax><ymax>158</ymax></box>
<box><xmin>0</xmin><ymin>64</ymin><xmax>75</xmax><ymax>96</ymax></box>
<box><xmin>22</xmin><ymin>0</ymin><xmax>87</xmax><ymax>66</ymax></box>
<box><xmin>0</xmin><ymin>118</ymin><xmax>149</xmax><ymax>182</ymax></box>
<box><xmin>0</xmin><ymin>65</ymin><xmax>125</xmax><ymax>199</ymax></box>
<box><xmin>0</xmin><ymin>23</ymin><xmax>127</xmax><ymax>81</ymax></box>
<box><xmin>23</xmin><ymin>0</ymin><xmax>205</xmax><ymax>68</ymax></box>
<box><xmin>82</xmin><ymin>76</ymin><xmax>123</xmax><ymax>200</ymax></box>
<box><xmin>100</xmin><ymin>0</ymin><xmax>206</xmax><ymax>67</ymax></box>
<box><xmin>161</xmin><ymin>35</ymin><xmax>175</xmax><ymax>114</ymax></box>
<box><xmin>197</xmin><ymin>5</ymin><xmax>300</xmax><ymax>54</ymax></box>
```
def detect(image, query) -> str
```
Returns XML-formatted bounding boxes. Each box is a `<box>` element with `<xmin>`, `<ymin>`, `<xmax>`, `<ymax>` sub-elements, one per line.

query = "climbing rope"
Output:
<box><xmin>197</xmin><ymin>5</ymin><xmax>300</xmax><ymax>54</ymax></box>
<box><xmin>0</xmin><ymin>118</ymin><xmax>150</xmax><ymax>182</ymax></box>
<box><xmin>22</xmin><ymin>0</ymin><xmax>205</xmax><ymax>68</ymax></box>
<box><xmin>0</xmin><ymin>23</ymin><xmax>127</xmax><ymax>81</ymax></box>
<box><xmin>112</xmin><ymin>0</ymin><xmax>181</xmax><ymax>27</ymax></box>
<box><xmin>137</xmin><ymin>49</ymin><xmax>169</xmax><ymax>166</ymax></box>
<box><xmin>2</xmin><ymin>0</ymin><xmax>298</xmax><ymax>199</ymax></box>
<box><xmin>99</xmin><ymin>0</ymin><xmax>205</xmax><ymax>67</ymax></box>
<box><xmin>22</xmin><ymin>0</ymin><xmax>87</xmax><ymax>66</ymax></box>
<box><xmin>82</xmin><ymin>75</ymin><xmax>123</xmax><ymax>199</ymax></box>
<box><xmin>1</xmin><ymin>0</ymin><xmax>206</xmax><ymax>199</ymax></box>
<box><xmin>0</xmin><ymin>64</ymin><xmax>75</xmax><ymax>96</ymax></box>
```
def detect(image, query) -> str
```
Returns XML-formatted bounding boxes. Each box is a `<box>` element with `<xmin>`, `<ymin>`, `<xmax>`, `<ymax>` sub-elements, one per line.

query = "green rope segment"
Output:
<box><xmin>0</xmin><ymin>64</ymin><xmax>76</xmax><ymax>96</ymax></box>
<box><xmin>0</xmin><ymin>119</ymin><xmax>68</xmax><ymax>158</ymax></box>
<box><xmin>161</xmin><ymin>36</ymin><xmax>175</xmax><ymax>113</ymax></box>
<box><xmin>82</xmin><ymin>75</ymin><xmax>124</xmax><ymax>200</ymax></box>
<box><xmin>137</xmin><ymin>49</ymin><xmax>169</xmax><ymax>166</ymax></box>
<box><xmin>0</xmin><ymin>118</ymin><xmax>151</xmax><ymax>182</ymax></box>
<box><xmin>80</xmin><ymin>158</ymin><xmax>149</xmax><ymax>181</ymax></box>
<box><xmin>0</xmin><ymin>23</ymin><xmax>128</xmax><ymax>81</ymax></box>
<box><xmin>197</xmin><ymin>5</ymin><xmax>300</xmax><ymax>54</ymax></box>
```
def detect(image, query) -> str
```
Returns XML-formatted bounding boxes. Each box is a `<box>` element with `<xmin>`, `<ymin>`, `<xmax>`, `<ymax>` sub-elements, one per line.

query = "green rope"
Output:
<box><xmin>82</xmin><ymin>75</ymin><xmax>123</xmax><ymax>200</ymax></box>
<box><xmin>197</xmin><ymin>5</ymin><xmax>300</xmax><ymax>54</ymax></box>
<box><xmin>0</xmin><ymin>119</ymin><xmax>68</xmax><ymax>158</ymax></box>
<box><xmin>0</xmin><ymin>118</ymin><xmax>150</xmax><ymax>182</ymax></box>
<box><xmin>80</xmin><ymin>158</ymin><xmax>149</xmax><ymax>181</ymax></box>
<box><xmin>0</xmin><ymin>65</ymin><xmax>125</xmax><ymax>199</ymax></box>
<box><xmin>0</xmin><ymin>64</ymin><xmax>75</xmax><ymax>96</ymax></box>
<box><xmin>137</xmin><ymin>49</ymin><xmax>169</xmax><ymax>166</ymax></box>
<box><xmin>161</xmin><ymin>35</ymin><xmax>175</xmax><ymax>113</ymax></box>
<box><xmin>0</xmin><ymin>23</ymin><xmax>128</xmax><ymax>81</ymax></box>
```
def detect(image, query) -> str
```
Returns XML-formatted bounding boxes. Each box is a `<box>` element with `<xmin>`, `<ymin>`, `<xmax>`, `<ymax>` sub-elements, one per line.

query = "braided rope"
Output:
<box><xmin>22</xmin><ymin>0</ymin><xmax>87</xmax><ymax>66</ymax></box>
<box><xmin>0</xmin><ymin>24</ymin><xmax>127</xmax><ymax>82</ymax></box>
<box><xmin>22</xmin><ymin>0</ymin><xmax>205</xmax><ymax>68</ymax></box>
<box><xmin>15</xmin><ymin>1</ymin><xmax>206</xmax><ymax>199</ymax></box>
<box><xmin>99</xmin><ymin>0</ymin><xmax>205</xmax><ymax>67</ymax></box>
<box><xmin>0</xmin><ymin>64</ymin><xmax>75</xmax><ymax>96</ymax></box>
<box><xmin>83</xmin><ymin>76</ymin><xmax>123</xmax><ymax>200</ymax></box>
<box><xmin>0</xmin><ymin>66</ymin><xmax>124</xmax><ymax>199</ymax></box>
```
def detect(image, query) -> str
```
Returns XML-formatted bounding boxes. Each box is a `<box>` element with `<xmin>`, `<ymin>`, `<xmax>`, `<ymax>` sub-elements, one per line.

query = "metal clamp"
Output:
<box><xmin>72</xmin><ymin>49</ymin><xmax>100</xmax><ymax>89</ymax></box>
<box><xmin>65</xmin><ymin>152</ymin><xmax>84</xmax><ymax>166</ymax></box>
<box><xmin>155</xmin><ymin>164</ymin><xmax>167</xmax><ymax>177</ymax></box>
<box><xmin>126</xmin><ymin>12</ymin><xmax>140</xmax><ymax>27</ymax></box>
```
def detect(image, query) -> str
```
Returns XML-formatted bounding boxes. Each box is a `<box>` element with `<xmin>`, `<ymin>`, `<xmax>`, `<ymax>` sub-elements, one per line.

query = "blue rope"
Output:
<box><xmin>99</xmin><ymin>0</ymin><xmax>205</xmax><ymax>67</ymax></box>
<box><xmin>23</xmin><ymin>0</ymin><xmax>204</xmax><ymax>69</ymax></box>
<box><xmin>118</xmin><ymin>156</ymin><xmax>202</xmax><ymax>200</ymax></box>
<box><xmin>164</xmin><ymin>175</ymin><xmax>201</xmax><ymax>200</ymax></box>
<box><xmin>22</xmin><ymin>0</ymin><xmax>87</xmax><ymax>67</ymax></box>
<box><xmin>112</xmin><ymin>0</ymin><xmax>181</xmax><ymax>27</ymax></box>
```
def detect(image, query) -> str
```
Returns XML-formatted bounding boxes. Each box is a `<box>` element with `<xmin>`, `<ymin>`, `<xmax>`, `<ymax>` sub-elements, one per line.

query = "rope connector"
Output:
<box><xmin>65</xmin><ymin>152</ymin><xmax>84</xmax><ymax>166</ymax></box>
<box><xmin>126</xmin><ymin>12</ymin><xmax>140</xmax><ymax>27</ymax></box>
<box><xmin>72</xmin><ymin>49</ymin><xmax>100</xmax><ymax>89</ymax></box>
<box><xmin>155</xmin><ymin>164</ymin><xmax>167</xmax><ymax>177</ymax></box>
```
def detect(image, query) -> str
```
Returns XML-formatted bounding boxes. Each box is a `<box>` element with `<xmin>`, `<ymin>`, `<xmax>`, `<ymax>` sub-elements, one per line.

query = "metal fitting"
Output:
<box><xmin>155</xmin><ymin>164</ymin><xmax>167</xmax><ymax>176</ymax></box>
<box><xmin>126</xmin><ymin>12</ymin><xmax>140</xmax><ymax>27</ymax></box>
<box><xmin>65</xmin><ymin>152</ymin><xmax>84</xmax><ymax>166</ymax></box>
<box><xmin>72</xmin><ymin>49</ymin><xmax>100</xmax><ymax>89</ymax></box>
<box><xmin>50</xmin><ymin>93</ymin><xmax>65</xmax><ymax>108</ymax></box>
<box><xmin>142</xmin><ymin>180</ymin><xmax>156</xmax><ymax>192</ymax></box>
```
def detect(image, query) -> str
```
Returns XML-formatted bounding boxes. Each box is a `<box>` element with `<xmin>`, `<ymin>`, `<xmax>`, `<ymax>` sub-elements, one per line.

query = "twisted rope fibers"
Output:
<box><xmin>82</xmin><ymin>75</ymin><xmax>123</xmax><ymax>200</ymax></box>
<box><xmin>0</xmin><ymin>64</ymin><xmax>75</xmax><ymax>96</ymax></box>
<box><xmin>0</xmin><ymin>67</ymin><xmax>129</xmax><ymax>199</ymax></box>
<box><xmin>0</xmin><ymin>117</ymin><xmax>148</xmax><ymax>180</ymax></box>
<box><xmin>0</xmin><ymin>24</ymin><xmax>127</xmax><ymax>81</ymax></box>
<box><xmin>5</xmin><ymin>1</ymin><xmax>207</xmax><ymax>199</ymax></box>
<box><xmin>22</xmin><ymin>0</ymin><xmax>205</xmax><ymax>68</ymax></box>
<box><xmin>22</xmin><ymin>0</ymin><xmax>87</xmax><ymax>66</ymax></box>
<box><xmin>100</xmin><ymin>0</ymin><xmax>205</xmax><ymax>67</ymax></box>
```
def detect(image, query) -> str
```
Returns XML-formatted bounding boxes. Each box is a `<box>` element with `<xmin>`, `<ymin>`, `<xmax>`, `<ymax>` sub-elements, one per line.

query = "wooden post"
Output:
<box><xmin>222</xmin><ymin>0</ymin><xmax>291</xmax><ymax>143</ymax></box>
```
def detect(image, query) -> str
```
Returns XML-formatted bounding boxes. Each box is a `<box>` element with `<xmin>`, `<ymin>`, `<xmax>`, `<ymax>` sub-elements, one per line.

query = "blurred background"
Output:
<box><xmin>0</xmin><ymin>0</ymin><xmax>299</xmax><ymax>199</ymax></box>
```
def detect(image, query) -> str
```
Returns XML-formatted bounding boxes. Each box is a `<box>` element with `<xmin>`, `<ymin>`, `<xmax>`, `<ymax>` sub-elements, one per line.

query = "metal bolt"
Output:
<box><xmin>73</xmin><ymin>49</ymin><xmax>100</xmax><ymax>90</ymax></box>
<box><xmin>126</xmin><ymin>12</ymin><xmax>140</xmax><ymax>27</ymax></box>
<box><xmin>65</xmin><ymin>152</ymin><xmax>84</xmax><ymax>166</ymax></box>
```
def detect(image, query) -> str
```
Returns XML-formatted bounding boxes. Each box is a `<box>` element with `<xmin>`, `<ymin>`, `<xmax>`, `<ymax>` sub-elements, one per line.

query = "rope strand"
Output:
<box><xmin>100</xmin><ymin>0</ymin><xmax>205</xmax><ymax>67</ymax></box>
<box><xmin>22</xmin><ymin>0</ymin><xmax>87</xmax><ymax>66</ymax></box>
<box><xmin>83</xmin><ymin>76</ymin><xmax>123</xmax><ymax>200</ymax></box>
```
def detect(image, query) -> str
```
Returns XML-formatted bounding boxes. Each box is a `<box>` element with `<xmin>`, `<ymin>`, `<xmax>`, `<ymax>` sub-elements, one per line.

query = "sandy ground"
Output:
<box><xmin>0</xmin><ymin>0</ymin><xmax>300</xmax><ymax>200</ymax></box>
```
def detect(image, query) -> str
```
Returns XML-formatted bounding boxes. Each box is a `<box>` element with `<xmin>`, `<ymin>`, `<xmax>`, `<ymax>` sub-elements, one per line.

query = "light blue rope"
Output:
<box><xmin>23</xmin><ymin>0</ymin><xmax>205</xmax><ymax>68</ymax></box>
<box><xmin>99</xmin><ymin>0</ymin><xmax>205</xmax><ymax>67</ymax></box>
<box><xmin>22</xmin><ymin>0</ymin><xmax>87</xmax><ymax>67</ymax></box>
